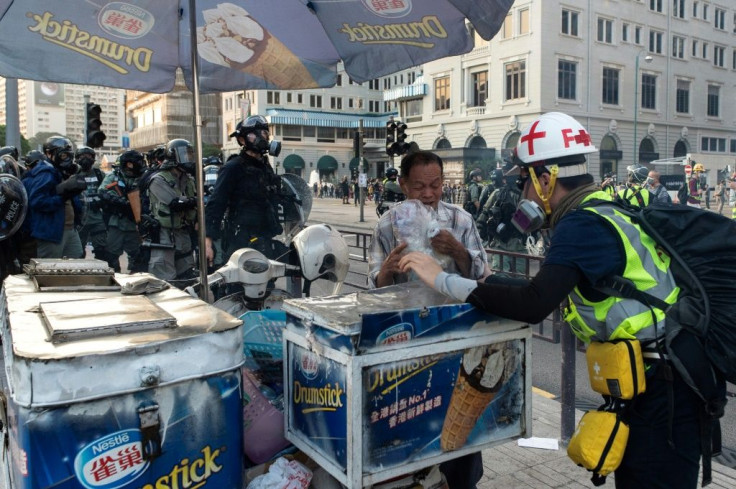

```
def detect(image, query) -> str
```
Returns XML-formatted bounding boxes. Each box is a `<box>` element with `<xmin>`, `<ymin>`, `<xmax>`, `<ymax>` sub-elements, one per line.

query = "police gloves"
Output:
<box><xmin>55</xmin><ymin>175</ymin><xmax>87</xmax><ymax>198</ymax></box>
<box><xmin>168</xmin><ymin>197</ymin><xmax>197</xmax><ymax>211</ymax></box>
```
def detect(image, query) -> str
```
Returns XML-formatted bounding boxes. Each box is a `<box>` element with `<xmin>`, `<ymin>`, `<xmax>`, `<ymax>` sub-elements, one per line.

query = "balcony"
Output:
<box><xmin>383</xmin><ymin>84</ymin><xmax>428</xmax><ymax>102</ymax></box>
<box><xmin>466</xmin><ymin>105</ymin><xmax>486</xmax><ymax>116</ymax></box>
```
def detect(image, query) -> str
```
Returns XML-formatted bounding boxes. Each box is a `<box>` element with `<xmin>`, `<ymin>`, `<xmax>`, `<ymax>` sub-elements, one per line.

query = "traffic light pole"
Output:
<box><xmin>359</xmin><ymin>118</ymin><xmax>365</xmax><ymax>223</ymax></box>
<box><xmin>83</xmin><ymin>94</ymin><xmax>90</xmax><ymax>146</ymax></box>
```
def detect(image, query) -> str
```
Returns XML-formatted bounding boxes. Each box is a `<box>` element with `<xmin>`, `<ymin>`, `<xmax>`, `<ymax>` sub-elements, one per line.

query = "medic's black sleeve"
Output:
<box><xmin>467</xmin><ymin>264</ymin><xmax>581</xmax><ymax>323</ymax></box>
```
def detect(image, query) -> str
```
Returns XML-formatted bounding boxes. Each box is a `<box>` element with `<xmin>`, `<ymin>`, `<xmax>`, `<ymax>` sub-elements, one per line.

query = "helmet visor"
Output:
<box><xmin>173</xmin><ymin>145</ymin><xmax>194</xmax><ymax>165</ymax></box>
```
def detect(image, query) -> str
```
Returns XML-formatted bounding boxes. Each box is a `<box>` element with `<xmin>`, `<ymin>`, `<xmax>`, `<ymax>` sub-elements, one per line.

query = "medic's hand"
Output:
<box><xmin>430</xmin><ymin>229</ymin><xmax>463</xmax><ymax>256</ymax></box>
<box><xmin>375</xmin><ymin>242</ymin><xmax>407</xmax><ymax>287</ymax></box>
<box><xmin>399</xmin><ymin>252</ymin><xmax>443</xmax><ymax>289</ymax></box>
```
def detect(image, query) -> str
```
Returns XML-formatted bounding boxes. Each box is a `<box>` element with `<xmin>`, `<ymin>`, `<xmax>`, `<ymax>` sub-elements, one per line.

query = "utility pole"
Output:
<box><xmin>358</xmin><ymin>118</ymin><xmax>365</xmax><ymax>223</ymax></box>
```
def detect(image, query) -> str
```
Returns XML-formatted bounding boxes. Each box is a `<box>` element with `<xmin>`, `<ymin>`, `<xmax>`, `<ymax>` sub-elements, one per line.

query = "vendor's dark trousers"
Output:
<box><xmin>440</xmin><ymin>452</ymin><xmax>483</xmax><ymax>489</ymax></box>
<box><xmin>615</xmin><ymin>363</ymin><xmax>701</xmax><ymax>489</ymax></box>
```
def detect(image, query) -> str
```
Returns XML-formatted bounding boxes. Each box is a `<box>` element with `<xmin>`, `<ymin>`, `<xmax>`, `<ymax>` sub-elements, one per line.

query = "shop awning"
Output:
<box><xmin>349</xmin><ymin>156</ymin><xmax>368</xmax><ymax>171</ymax></box>
<box><xmin>282</xmin><ymin>154</ymin><xmax>305</xmax><ymax>169</ymax></box>
<box><xmin>317</xmin><ymin>155</ymin><xmax>338</xmax><ymax>171</ymax></box>
<box><xmin>266</xmin><ymin>109</ymin><xmax>395</xmax><ymax>128</ymax></box>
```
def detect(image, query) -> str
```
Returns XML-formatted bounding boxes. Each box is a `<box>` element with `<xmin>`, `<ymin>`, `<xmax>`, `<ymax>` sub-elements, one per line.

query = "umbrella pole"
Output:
<box><xmin>188</xmin><ymin>0</ymin><xmax>209</xmax><ymax>299</ymax></box>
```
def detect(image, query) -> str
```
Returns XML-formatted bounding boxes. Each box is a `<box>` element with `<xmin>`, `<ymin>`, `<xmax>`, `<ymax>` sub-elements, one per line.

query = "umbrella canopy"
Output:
<box><xmin>0</xmin><ymin>0</ymin><xmax>512</xmax><ymax>92</ymax></box>
<box><xmin>0</xmin><ymin>0</ymin><xmax>513</xmax><ymax>296</ymax></box>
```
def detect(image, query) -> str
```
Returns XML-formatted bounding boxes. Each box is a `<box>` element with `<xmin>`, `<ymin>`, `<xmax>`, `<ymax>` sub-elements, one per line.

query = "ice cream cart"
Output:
<box><xmin>281</xmin><ymin>281</ymin><xmax>532</xmax><ymax>488</ymax></box>
<box><xmin>0</xmin><ymin>260</ymin><xmax>245</xmax><ymax>489</ymax></box>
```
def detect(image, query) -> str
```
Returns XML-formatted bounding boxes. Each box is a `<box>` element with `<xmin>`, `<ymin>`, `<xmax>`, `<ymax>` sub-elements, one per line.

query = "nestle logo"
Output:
<box><xmin>91</xmin><ymin>432</ymin><xmax>130</xmax><ymax>455</ymax></box>
<box><xmin>98</xmin><ymin>2</ymin><xmax>155</xmax><ymax>39</ymax></box>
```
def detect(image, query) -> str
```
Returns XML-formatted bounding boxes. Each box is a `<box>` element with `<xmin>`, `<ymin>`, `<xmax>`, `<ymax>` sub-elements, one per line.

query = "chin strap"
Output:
<box><xmin>529</xmin><ymin>165</ymin><xmax>558</xmax><ymax>215</ymax></box>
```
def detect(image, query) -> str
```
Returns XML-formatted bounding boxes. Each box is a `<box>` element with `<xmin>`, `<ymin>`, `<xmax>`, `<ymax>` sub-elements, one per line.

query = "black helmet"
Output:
<box><xmin>626</xmin><ymin>164</ymin><xmax>649</xmax><ymax>184</ymax></box>
<box><xmin>119</xmin><ymin>150</ymin><xmax>145</xmax><ymax>178</ymax></box>
<box><xmin>75</xmin><ymin>145</ymin><xmax>96</xmax><ymax>171</ymax></box>
<box><xmin>164</xmin><ymin>139</ymin><xmax>195</xmax><ymax>174</ymax></box>
<box><xmin>490</xmin><ymin>168</ymin><xmax>505</xmax><ymax>187</ymax></box>
<box><xmin>0</xmin><ymin>175</ymin><xmax>27</xmax><ymax>241</ymax></box>
<box><xmin>469</xmin><ymin>168</ymin><xmax>482</xmax><ymax>181</ymax></box>
<box><xmin>147</xmin><ymin>145</ymin><xmax>166</xmax><ymax>167</ymax></box>
<box><xmin>0</xmin><ymin>146</ymin><xmax>18</xmax><ymax>160</ymax></box>
<box><xmin>204</xmin><ymin>155</ymin><xmax>223</xmax><ymax>166</ymax></box>
<box><xmin>0</xmin><ymin>156</ymin><xmax>22</xmax><ymax>179</ymax></box>
<box><xmin>230</xmin><ymin>115</ymin><xmax>269</xmax><ymax>139</ymax></box>
<box><xmin>43</xmin><ymin>136</ymin><xmax>76</xmax><ymax>174</ymax></box>
<box><xmin>204</xmin><ymin>164</ymin><xmax>220</xmax><ymax>195</ymax></box>
<box><xmin>23</xmin><ymin>150</ymin><xmax>45</xmax><ymax>169</ymax></box>
<box><xmin>385</xmin><ymin>167</ymin><xmax>398</xmax><ymax>179</ymax></box>
<box><xmin>231</xmin><ymin>115</ymin><xmax>281</xmax><ymax>156</ymax></box>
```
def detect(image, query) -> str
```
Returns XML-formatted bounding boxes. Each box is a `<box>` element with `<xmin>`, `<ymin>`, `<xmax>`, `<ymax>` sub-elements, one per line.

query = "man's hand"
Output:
<box><xmin>430</xmin><ymin>229</ymin><xmax>471</xmax><ymax>277</ymax></box>
<box><xmin>399</xmin><ymin>252</ymin><xmax>443</xmax><ymax>289</ymax></box>
<box><xmin>375</xmin><ymin>242</ymin><xmax>408</xmax><ymax>287</ymax></box>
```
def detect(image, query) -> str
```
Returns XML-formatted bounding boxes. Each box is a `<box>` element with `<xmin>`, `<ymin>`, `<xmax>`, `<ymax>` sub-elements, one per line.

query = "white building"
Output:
<box><xmin>219</xmin><ymin>65</ymin><xmax>404</xmax><ymax>184</ymax></box>
<box><xmin>0</xmin><ymin>78</ymin><xmax>125</xmax><ymax>152</ymax></box>
<box><xmin>386</xmin><ymin>0</ymin><xmax>736</xmax><ymax>183</ymax></box>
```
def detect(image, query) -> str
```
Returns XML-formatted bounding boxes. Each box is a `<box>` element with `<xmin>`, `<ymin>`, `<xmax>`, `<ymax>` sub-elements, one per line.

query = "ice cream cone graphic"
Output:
<box><xmin>441</xmin><ymin>341</ymin><xmax>516</xmax><ymax>451</ymax></box>
<box><xmin>197</xmin><ymin>3</ymin><xmax>318</xmax><ymax>89</ymax></box>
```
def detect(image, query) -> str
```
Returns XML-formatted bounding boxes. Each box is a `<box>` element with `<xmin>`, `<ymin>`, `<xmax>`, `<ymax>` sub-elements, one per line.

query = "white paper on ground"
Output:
<box><xmin>517</xmin><ymin>437</ymin><xmax>559</xmax><ymax>450</ymax></box>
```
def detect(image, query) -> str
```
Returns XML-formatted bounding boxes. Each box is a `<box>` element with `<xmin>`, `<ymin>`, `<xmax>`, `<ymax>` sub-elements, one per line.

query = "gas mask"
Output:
<box><xmin>178</xmin><ymin>161</ymin><xmax>196</xmax><ymax>175</ymax></box>
<box><xmin>246</xmin><ymin>130</ymin><xmax>281</xmax><ymax>157</ymax></box>
<box><xmin>78</xmin><ymin>157</ymin><xmax>94</xmax><ymax>172</ymax></box>
<box><xmin>54</xmin><ymin>151</ymin><xmax>78</xmax><ymax>178</ymax></box>
<box><xmin>511</xmin><ymin>199</ymin><xmax>546</xmax><ymax>234</ymax></box>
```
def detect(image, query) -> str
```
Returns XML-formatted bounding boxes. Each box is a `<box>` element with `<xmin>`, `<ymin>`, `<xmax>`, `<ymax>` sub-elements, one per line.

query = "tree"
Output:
<box><xmin>0</xmin><ymin>125</ymin><xmax>31</xmax><ymax>155</ymax></box>
<box><xmin>202</xmin><ymin>142</ymin><xmax>222</xmax><ymax>158</ymax></box>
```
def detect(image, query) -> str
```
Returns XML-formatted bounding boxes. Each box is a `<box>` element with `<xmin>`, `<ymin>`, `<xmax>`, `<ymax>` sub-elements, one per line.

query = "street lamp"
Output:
<box><xmin>633</xmin><ymin>50</ymin><xmax>653</xmax><ymax>164</ymax></box>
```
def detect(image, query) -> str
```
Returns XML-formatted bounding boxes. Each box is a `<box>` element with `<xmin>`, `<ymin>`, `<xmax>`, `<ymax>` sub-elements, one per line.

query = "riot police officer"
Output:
<box><xmin>75</xmin><ymin>146</ymin><xmax>109</xmax><ymax>261</ymax></box>
<box><xmin>98</xmin><ymin>150</ymin><xmax>144</xmax><ymax>272</ymax></box>
<box><xmin>205</xmin><ymin>115</ymin><xmax>283</xmax><ymax>264</ymax></box>
<box><xmin>147</xmin><ymin>139</ymin><xmax>197</xmax><ymax>282</ymax></box>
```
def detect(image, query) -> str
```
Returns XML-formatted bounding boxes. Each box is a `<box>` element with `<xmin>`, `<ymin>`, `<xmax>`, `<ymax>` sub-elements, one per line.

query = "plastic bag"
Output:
<box><xmin>391</xmin><ymin>199</ymin><xmax>451</xmax><ymax>268</ymax></box>
<box><xmin>246</xmin><ymin>457</ymin><xmax>313</xmax><ymax>489</ymax></box>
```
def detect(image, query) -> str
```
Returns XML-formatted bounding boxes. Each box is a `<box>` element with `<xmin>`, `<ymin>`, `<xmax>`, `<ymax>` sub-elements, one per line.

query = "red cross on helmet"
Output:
<box><xmin>516</xmin><ymin>112</ymin><xmax>597</xmax><ymax>165</ymax></box>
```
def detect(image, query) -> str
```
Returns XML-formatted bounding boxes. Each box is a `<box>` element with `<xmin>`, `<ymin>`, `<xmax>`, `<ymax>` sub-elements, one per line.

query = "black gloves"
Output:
<box><xmin>168</xmin><ymin>197</ymin><xmax>197</xmax><ymax>211</ymax></box>
<box><xmin>56</xmin><ymin>175</ymin><xmax>87</xmax><ymax>198</ymax></box>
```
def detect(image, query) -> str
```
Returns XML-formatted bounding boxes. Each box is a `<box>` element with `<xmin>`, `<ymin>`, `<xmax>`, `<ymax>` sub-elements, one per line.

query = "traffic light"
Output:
<box><xmin>86</xmin><ymin>102</ymin><xmax>106</xmax><ymax>148</ymax></box>
<box><xmin>353</xmin><ymin>130</ymin><xmax>363</xmax><ymax>159</ymax></box>
<box><xmin>385</xmin><ymin>121</ymin><xmax>398</xmax><ymax>156</ymax></box>
<box><xmin>396</xmin><ymin>122</ymin><xmax>410</xmax><ymax>155</ymax></box>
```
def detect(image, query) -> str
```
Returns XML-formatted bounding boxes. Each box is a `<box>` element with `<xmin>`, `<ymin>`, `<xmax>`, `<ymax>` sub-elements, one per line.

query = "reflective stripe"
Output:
<box><xmin>566</xmin><ymin>191</ymin><xmax>679</xmax><ymax>343</ymax></box>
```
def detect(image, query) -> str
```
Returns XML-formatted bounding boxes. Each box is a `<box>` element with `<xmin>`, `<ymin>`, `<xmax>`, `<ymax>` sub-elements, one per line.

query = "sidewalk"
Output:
<box><xmin>306</xmin><ymin>197</ymin><xmax>736</xmax><ymax>488</ymax></box>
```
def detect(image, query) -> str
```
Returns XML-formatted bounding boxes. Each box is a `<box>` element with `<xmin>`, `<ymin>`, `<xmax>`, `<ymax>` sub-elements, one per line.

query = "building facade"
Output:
<box><xmin>387</xmin><ymin>0</ymin><xmax>736</xmax><ymax>182</ymax></box>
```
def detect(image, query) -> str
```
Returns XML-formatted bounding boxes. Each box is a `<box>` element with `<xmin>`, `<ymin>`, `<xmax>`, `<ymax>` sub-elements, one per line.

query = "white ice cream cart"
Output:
<box><xmin>281</xmin><ymin>281</ymin><xmax>532</xmax><ymax>488</ymax></box>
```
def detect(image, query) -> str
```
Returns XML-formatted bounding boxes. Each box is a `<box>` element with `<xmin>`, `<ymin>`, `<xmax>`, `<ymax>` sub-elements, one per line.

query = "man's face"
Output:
<box><xmin>647</xmin><ymin>172</ymin><xmax>657</xmax><ymax>185</ymax></box>
<box><xmin>401</xmin><ymin>162</ymin><xmax>443</xmax><ymax>209</ymax></box>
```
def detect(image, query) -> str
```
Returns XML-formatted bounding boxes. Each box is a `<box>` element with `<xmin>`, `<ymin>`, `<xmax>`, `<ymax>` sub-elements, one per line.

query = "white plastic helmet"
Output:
<box><xmin>292</xmin><ymin>224</ymin><xmax>349</xmax><ymax>292</ymax></box>
<box><xmin>516</xmin><ymin>112</ymin><xmax>597</xmax><ymax>165</ymax></box>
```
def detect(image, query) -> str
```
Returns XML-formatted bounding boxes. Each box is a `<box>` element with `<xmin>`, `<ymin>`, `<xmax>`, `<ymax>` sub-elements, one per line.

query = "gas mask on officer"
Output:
<box><xmin>54</xmin><ymin>151</ymin><xmax>79</xmax><ymax>178</ymax></box>
<box><xmin>247</xmin><ymin>130</ymin><xmax>281</xmax><ymax>157</ymax></box>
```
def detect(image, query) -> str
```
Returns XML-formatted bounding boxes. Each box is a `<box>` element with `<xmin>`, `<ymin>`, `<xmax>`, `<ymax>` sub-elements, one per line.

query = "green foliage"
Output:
<box><xmin>0</xmin><ymin>126</ymin><xmax>31</xmax><ymax>155</ymax></box>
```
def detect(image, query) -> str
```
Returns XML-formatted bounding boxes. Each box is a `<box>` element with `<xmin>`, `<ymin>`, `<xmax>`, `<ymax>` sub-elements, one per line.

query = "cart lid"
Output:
<box><xmin>281</xmin><ymin>281</ymin><xmax>460</xmax><ymax>335</ymax></box>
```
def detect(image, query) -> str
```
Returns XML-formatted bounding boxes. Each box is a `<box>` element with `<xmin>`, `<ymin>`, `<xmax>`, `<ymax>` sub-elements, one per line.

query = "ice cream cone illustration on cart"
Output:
<box><xmin>197</xmin><ymin>3</ymin><xmax>318</xmax><ymax>89</ymax></box>
<box><xmin>441</xmin><ymin>341</ymin><xmax>517</xmax><ymax>451</ymax></box>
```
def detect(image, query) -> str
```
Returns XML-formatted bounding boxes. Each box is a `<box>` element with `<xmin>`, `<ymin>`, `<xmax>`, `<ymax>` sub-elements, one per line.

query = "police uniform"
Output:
<box><xmin>76</xmin><ymin>166</ymin><xmax>108</xmax><ymax>261</ymax></box>
<box><xmin>98</xmin><ymin>169</ymin><xmax>140</xmax><ymax>272</ymax></box>
<box><xmin>147</xmin><ymin>165</ymin><xmax>196</xmax><ymax>280</ymax></box>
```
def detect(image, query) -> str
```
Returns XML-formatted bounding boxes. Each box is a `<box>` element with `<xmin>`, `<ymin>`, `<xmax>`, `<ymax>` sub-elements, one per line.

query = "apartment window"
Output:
<box><xmin>702</xmin><ymin>4</ymin><xmax>708</xmax><ymax>20</ymax></box>
<box><xmin>692</xmin><ymin>1</ymin><xmax>698</xmax><ymax>18</ymax></box>
<box><xmin>503</xmin><ymin>13</ymin><xmax>512</xmax><ymax>38</ymax></box>
<box><xmin>714</xmin><ymin>8</ymin><xmax>725</xmax><ymax>29</ymax></box>
<box><xmin>622</xmin><ymin>23</ymin><xmax>629</xmax><ymax>42</ymax></box>
<box><xmin>635</xmin><ymin>26</ymin><xmax>642</xmax><ymax>44</ymax></box>
<box><xmin>731</xmin><ymin>140</ymin><xmax>736</xmax><ymax>153</ymax></box>
<box><xmin>562</xmin><ymin>9</ymin><xmax>579</xmax><ymax>36</ymax></box>
<box><xmin>267</xmin><ymin>91</ymin><xmax>280</xmax><ymax>104</ymax></box>
<box><xmin>297</xmin><ymin>94</ymin><xmax>303</xmax><ymax>104</ymax></box>
<box><xmin>602</xmin><ymin>67</ymin><xmax>620</xmax><ymax>105</ymax></box>
<box><xmin>519</xmin><ymin>8</ymin><xmax>530</xmax><ymax>35</ymax></box>
<box><xmin>692</xmin><ymin>40</ymin><xmax>699</xmax><ymax>57</ymax></box>
<box><xmin>707</xmin><ymin>85</ymin><xmax>720</xmax><ymax>117</ymax></box>
<box><xmin>336</xmin><ymin>74</ymin><xmax>342</xmax><ymax>86</ymax></box>
<box><xmin>641</xmin><ymin>73</ymin><xmax>656</xmax><ymax>109</ymax></box>
<box><xmin>673</xmin><ymin>0</ymin><xmax>685</xmax><ymax>18</ymax></box>
<box><xmin>597</xmin><ymin>18</ymin><xmax>613</xmax><ymax>43</ymax></box>
<box><xmin>282</xmin><ymin>125</ymin><xmax>301</xmax><ymax>141</ymax></box>
<box><xmin>303</xmin><ymin>126</ymin><xmax>315</xmax><ymax>138</ymax></box>
<box><xmin>348</xmin><ymin>98</ymin><xmax>354</xmax><ymax>108</ymax></box>
<box><xmin>702</xmin><ymin>43</ymin><xmax>708</xmax><ymax>59</ymax></box>
<box><xmin>330</xmin><ymin>96</ymin><xmax>342</xmax><ymax>110</ymax></box>
<box><xmin>471</xmin><ymin>71</ymin><xmax>488</xmax><ymax>107</ymax></box>
<box><xmin>701</xmin><ymin>137</ymin><xmax>726</xmax><ymax>152</ymax></box>
<box><xmin>714</xmin><ymin>46</ymin><xmax>725</xmax><ymax>67</ymax></box>
<box><xmin>557</xmin><ymin>60</ymin><xmax>577</xmax><ymax>100</ymax></box>
<box><xmin>505</xmin><ymin>61</ymin><xmax>526</xmax><ymax>100</ymax></box>
<box><xmin>286</xmin><ymin>93</ymin><xmax>292</xmax><ymax>103</ymax></box>
<box><xmin>733</xmin><ymin>49</ymin><xmax>736</xmax><ymax>69</ymax></box>
<box><xmin>649</xmin><ymin>30</ymin><xmax>663</xmax><ymax>54</ymax></box>
<box><xmin>309</xmin><ymin>95</ymin><xmax>322</xmax><ymax>108</ymax></box>
<box><xmin>317</xmin><ymin>127</ymin><xmax>335</xmax><ymax>143</ymax></box>
<box><xmin>675</xmin><ymin>79</ymin><xmax>690</xmax><ymax>113</ymax></box>
<box><xmin>672</xmin><ymin>36</ymin><xmax>685</xmax><ymax>58</ymax></box>
<box><xmin>434</xmin><ymin>76</ymin><xmax>450</xmax><ymax>111</ymax></box>
<box><xmin>649</xmin><ymin>0</ymin><xmax>662</xmax><ymax>13</ymax></box>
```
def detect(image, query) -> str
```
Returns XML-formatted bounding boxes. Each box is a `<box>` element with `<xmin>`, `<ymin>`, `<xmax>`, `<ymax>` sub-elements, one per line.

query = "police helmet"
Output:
<box><xmin>162</xmin><ymin>139</ymin><xmax>195</xmax><ymax>174</ymax></box>
<box><xmin>43</xmin><ymin>136</ymin><xmax>73</xmax><ymax>160</ymax></box>
<box><xmin>490</xmin><ymin>168</ymin><xmax>505</xmax><ymax>187</ymax></box>
<box><xmin>0</xmin><ymin>156</ymin><xmax>23</xmax><ymax>179</ymax></box>
<box><xmin>626</xmin><ymin>164</ymin><xmax>649</xmax><ymax>184</ymax></box>
<box><xmin>204</xmin><ymin>155</ymin><xmax>223</xmax><ymax>166</ymax></box>
<box><xmin>23</xmin><ymin>150</ymin><xmax>45</xmax><ymax>169</ymax></box>
<box><xmin>385</xmin><ymin>167</ymin><xmax>398</xmax><ymax>179</ymax></box>
<box><xmin>230</xmin><ymin>115</ymin><xmax>278</xmax><ymax>155</ymax></box>
<box><xmin>119</xmin><ymin>150</ymin><xmax>145</xmax><ymax>178</ymax></box>
<box><xmin>469</xmin><ymin>168</ymin><xmax>482</xmax><ymax>181</ymax></box>
<box><xmin>0</xmin><ymin>146</ymin><xmax>18</xmax><ymax>160</ymax></box>
<box><xmin>148</xmin><ymin>145</ymin><xmax>167</xmax><ymax>167</ymax></box>
<box><xmin>75</xmin><ymin>145</ymin><xmax>96</xmax><ymax>171</ymax></box>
